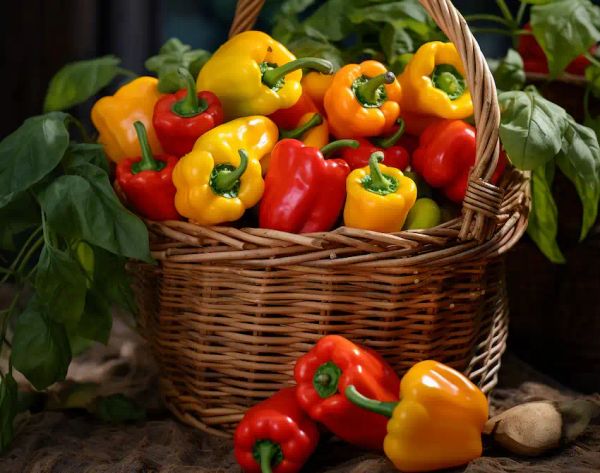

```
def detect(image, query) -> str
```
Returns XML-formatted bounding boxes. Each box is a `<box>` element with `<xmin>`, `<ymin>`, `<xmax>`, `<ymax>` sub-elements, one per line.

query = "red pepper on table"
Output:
<box><xmin>115</xmin><ymin>121</ymin><xmax>180</xmax><ymax>221</ymax></box>
<box><xmin>340</xmin><ymin>119</ymin><xmax>410</xmax><ymax>171</ymax></box>
<box><xmin>518</xmin><ymin>23</ymin><xmax>596</xmax><ymax>76</ymax></box>
<box><xmin>412</xmin><ymin>120</ymin><xmax>506</xmax><ymax>203</ymax></box>
<box><xmin>294</xmin><ymin>335</ymin><xmax>401</xmax><ymax>450</ymax></box>
<box><xmin>234</xmin><ymin>387</ymin><xmax>320</xmax><ymax>473</ymax></box>
<box><xmin>153</xmin><ymin>67</ymin><xmax>224</xmax><ymax>156</ymax></box>
<box><xmin>268</xmin><ymin>92</ymin><xmax>319</xmax><ymax>130</ymax></box>
<box><xmin>259</xmin><ymin>138</ymin><xmax>357</xmax><ymax>233</ymax></box>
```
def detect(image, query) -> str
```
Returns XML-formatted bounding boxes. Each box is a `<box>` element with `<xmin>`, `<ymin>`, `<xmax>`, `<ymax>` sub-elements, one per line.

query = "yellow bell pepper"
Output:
<box><xmin>173</xmin><ymin>116</ymin><xmax>278</xmax><ymax>225</ymax></box>
<box><xmin>345</xmin><ymin>360</ymin><xmax>489</xmax><ymax>472</ymax></box>
<box><xmin>91</xmin><ymin>76</ymin><xmax>163</xmax><ymax>163</ymax></box>
<box><xmin>399</xmin><ymin>42</ymin><xmax>473</xmax><ymax>119</ymax></box>
<box><xmin>301</xmin><ymin>71</ymin><xmax>334</xmax><ymax>112</ymax></box>
<box><xmin>196</xmin><ymin>31</ymin><xmax>333</xmax><ymax>119</ymax></box>
<box><xmin>344</xmin><ymin>152</ymin><xmax>416</xmax><ymax>232</ymax></box>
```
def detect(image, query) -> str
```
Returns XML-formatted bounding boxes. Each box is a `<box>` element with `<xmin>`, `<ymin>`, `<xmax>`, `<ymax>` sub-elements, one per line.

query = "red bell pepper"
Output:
<box><xmin>412</xmin><ymin>120</ymin><xmax>506</xmax><ymax>203</ymax></box>
<box><xmin>234</xmin><ymin>387</ymin><xmax>319</xmax><ymax>473</ymax></box>
<box><xmin>115</xmin><ymin>121</ymin><xmax>180</xmax><ymax>221</ymax></box>
<box><xmin>340</xmin><ymin>119</ymin><xmax>410</xmax><ymax>171</ymax></box>
<box><xmin>294</xmin><ymin>335</ymin><xmax>401</xmax><ymax>451</ymax></box>
<box><xmin>518</xmin><ymin>23</ymin><xmax>596</xmax><ymax>76</ymax></box>
<box><xmin>153</xmin><ymin>67</ymin><xmax>224</xmax><ymax>156</ymax></box>
<box><xmin>268</xmin><ymin>92</ymin><xmax>319</xmax><ymax>130</ymax></box>
<box><xmin>259</xmin><ymin>139</ymin><xmax>357</xmax><ymax>233</ymax></box>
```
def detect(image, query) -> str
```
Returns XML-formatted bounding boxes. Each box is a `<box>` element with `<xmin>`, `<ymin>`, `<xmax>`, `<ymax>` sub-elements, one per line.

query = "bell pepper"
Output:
<box><xmin>294</xmin><ymin>335</ymin><xmax>401</xmax><ymax>450</ymax></box>
<box><xmin>403</xmin><ymin>198</ymin><xmax>441</xmax><ymax>230</ymax></box>
<box><xmin>401</xmin><ymin>111</ymin><xmax>442</xmax><ymax>136</ymax></box>
<box><xmin>399</xmin><ymin>42</ymin><xmax>473</xmax><ymax>120</ymax></box>
<box><xmin>344</xmin><ymin>152</ymin><xmax>417</xmax><ymax>233</ymax></box>
<box><xmin>268</xmin><ymin>92</ymin><xmax>319</xmax><ymax>130</ymax></box>
<box><xmin>340</xmin><ymin>119</ymin><xmax>410</xmax><ymax>171</ymax></box>
<box><xmin>301</xmin><ymin>72</ymin><xmax>334</xmax><ymax>113</ymax></box>
<box><xmin>345</xmin><ymin>360</ymin><xmax>488</xmax><ymax>472</ymax></box>
<box><xmin>412</xmin><ymin>120</ymin><xmax>507</xmax><ymax>203</ymax></box>
<box><xmin>173</xmin><ymin>116</ymin><xmax>278</xmax><ymax>225</ymax></box>
<box><xmin>153</xmin><ymin>67</ymin><xmax>224</xmax><ymax>157</ymax></box>
<box><xmin>115</xmin><ymin>121</ymin><xmax>179</xmax><ymax>221</ymax></box>
<box><xmin>324</xmin><ymin>60</ymin><xmax>402</xmax><ymax>139</ymax></box>
<box><xmin>259</xmin><ymin>138</ymin><xmax>354</xmax><ymax>233</ymax></box>
<box><xmin>518</xmin><ymin>23</ymin><xmax>596</xmax><ymax>76</ymax></box>
<box><xmin>196</xmin><ymin>31</ymin><xmax>333</xmax><ymax>119</ymax></box>
<box><xmin>234</xmin><ymin>387</ymin><xmax>319</xmax><ymax>473</ymax></box>
<box><xmin>91</xmin><ymin>76</ymin><xmax>164</xmax><ymax>163</ymax></box>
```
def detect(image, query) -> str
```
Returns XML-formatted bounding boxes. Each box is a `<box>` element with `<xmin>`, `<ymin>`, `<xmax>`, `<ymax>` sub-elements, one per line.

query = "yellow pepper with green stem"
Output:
<box><xmin>172</xmin><ymin>116</ymin><xmax>278</xmax><ymax>225</ymax></box>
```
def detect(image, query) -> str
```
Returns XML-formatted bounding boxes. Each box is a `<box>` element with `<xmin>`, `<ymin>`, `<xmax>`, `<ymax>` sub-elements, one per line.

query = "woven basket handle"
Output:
<box><xmin>229</xmin><ymin>0</ymin><xmax>502</xmax><ymax>241</ymax></box>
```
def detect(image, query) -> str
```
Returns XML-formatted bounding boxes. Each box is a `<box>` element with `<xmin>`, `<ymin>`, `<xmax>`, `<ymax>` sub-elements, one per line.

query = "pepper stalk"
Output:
<box><xmin>131</xmin><ymin>121</ymin><xmax>166</xmax><ymax>174</ymax></box>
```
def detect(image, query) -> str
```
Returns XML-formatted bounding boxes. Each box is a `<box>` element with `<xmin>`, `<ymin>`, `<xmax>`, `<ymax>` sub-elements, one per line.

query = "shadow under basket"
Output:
<box><xmin>130</xmin><ymin>0</ymin><xmax>531</xmax><ymax>437</ymax></box>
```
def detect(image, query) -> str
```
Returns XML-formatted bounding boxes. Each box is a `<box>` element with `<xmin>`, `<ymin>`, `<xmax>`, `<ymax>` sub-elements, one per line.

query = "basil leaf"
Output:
<box><xmin>64</xmin><ymin>143</ymin><xmax>109</xmax><ymax>174</ymax></box>
<box><xmin>77</xmin><ymin>290</ymin><xmax>112</xmax><ymax>344</ymax></box>
<box><xmin>0</xmin><ymin>192</ymin><xmax>40</xmax><ymax>251</ymax></box>
<box><xmin>145</xmin><ymin>38</ymin><xmax>211</xmax><ymax>93</ymax></box>
<box><xmin>380</xmin><ymin>22</ymin><xmax>414</xmax><ymax>63</ymax></box>
<box><xmin>0</xmin><ymin>113</ymin><xmax>70</xmax><ymax>203</ymax></box>
<box><xmin>93</xmin><ymin>247</ymin><xmax>136</xmax><ymax>312</ymax></box>
<box><xmin>531</xmin><ymin>0</ymin><xmax>600</xmax><ymax>77</ymax></box>
<box><xmin>556</xmin><ymin>119</ymin><xmax>600</xmax><ymax>240</ymax></box>
<box><xmin>349</xmin><ymin>0</ymin><xmax>429</xmax><ymax>25</ymax></box>
<box><xmin>0</xmin><ymin>373</ymin><xmax>17</xmax><ymax>452</ymax></box>
<box><xmin>95</xmin><ymin>394</ymin><xmax>146</xmax><ymax>423</ymax></box>
<box><xmin>304</xmin><ymin>0</ymin><xmax>351</xmax><ymax>41</ymax></box>
<box><xmin>528</xmin><ymin>162</ymin><xmax>566</xmax><ymax>264</ymax></box>
<box><xmin>498</xmin><ymin>88</ymin><xmax>567</xmax><ymax>170</ymax></box>
<box><xmin>11</xmin><ymin>301</ymin><xmax>72</xmax><ymax>390</ymax></box>
<box><xmin>35</xmin><ymin>245</ymin><xmax>88</xmax><ymax>326</ymax></box>
<box><xmin>493</xmin><ymin>49</ymin><xmax>526</xmax><ymax>91</ymax></box>
<box><xmin>586</xmin><ymin>65</ymin><xmax>600</xmax><ymax>99</ymax></box>
<box><xmin>287</xmin><ymin>36</ymin><xmax>344</xmax><ymax>70</ymax></box>
<box><xmin>44</xmin><ymin>56</ymin><xmax>122</xmax><ymax>112</ymax></box>
<box><xmin>36</xmin><ymin>171</ymin><xmax>151</xmax><ymax>262</ymax></box>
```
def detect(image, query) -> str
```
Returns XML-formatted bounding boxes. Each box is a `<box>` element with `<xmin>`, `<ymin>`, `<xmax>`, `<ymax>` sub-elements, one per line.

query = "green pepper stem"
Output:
<box><xmin>357</xmin><ymin>72</ymin><xmax>395</xmax><ymax>104</ymax></box>
<box><xmin>212</xmin><ymin>149</ymin><xmax>248</xmax><ymax>192</ymax></box>
<box><xmin>368</xmin><ymin>152</ymin><xmax>388</xmax><ymax>189</ymax></box>
<box><xmin>257</xmin><ymin>441</ymin><xmax>279</xmax><ymax>473</ymax></box>
<box><xmin>345</xmin><ymin>385</ymin><xmax>397</xmax><ymax>418</ymax></box>
<box><xmin>172</xmin><ymin>67</ymin><xmax>208</xmax><ymax>117</ymax></box>
<box><xmin>279</xmin><ymin>113</ymin><xmax>323</xmax><ymax>140</ymax></box>
<box><xmin>131</xmin><ymin>121</ymin><xmax>165</xmax><ymax>174</ymax></box>
<box><xmin>373</xmin><ymin>119</ymin><xmax>406</xmax><ymax>149</ymax></box>
<box><xmin>313</xmin><ymin>361</ymin><xmax>342</xmax><ymax>398</ymax></box>
<box><xmin>320</xmin><ymin>139</ymin><xmax>359</xmax><ymax>157</ymax></box>
<box><xmin>262</xmin><ymin>58</ymin><xmax>334</xmax><ymax>88</ymax></box>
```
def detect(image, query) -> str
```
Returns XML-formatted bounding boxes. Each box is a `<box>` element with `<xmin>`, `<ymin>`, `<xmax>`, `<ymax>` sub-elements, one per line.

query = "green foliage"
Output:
<box><xmin>94</xmin><ymin>394</ymin><xmax>146</xmax><ymax>423</ymax></box>
<box><xmin>492</xmin><ymin>49</ymin><xmax>526</xmax><ymax>91</ymax></box>
<box><xmin>0</xmin><ymin>374</ymin><xmax>18</xmax><ymax>452</ymax></box>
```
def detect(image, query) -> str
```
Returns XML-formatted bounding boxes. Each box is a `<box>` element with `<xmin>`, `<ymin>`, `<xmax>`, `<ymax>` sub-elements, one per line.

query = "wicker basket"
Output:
<box><xmin>131</xmin><ymin>0</ymin><xmax>530</xmax><ymax>437</ymax></box>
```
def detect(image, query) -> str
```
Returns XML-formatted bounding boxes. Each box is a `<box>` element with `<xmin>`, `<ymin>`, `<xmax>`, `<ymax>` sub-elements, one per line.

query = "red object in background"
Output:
<box><xmin>518</xmin><ymin>23</ymin><xmax>596</xmax><ymax>76</ymax></box>
<box><xmin>294</xmin><ymin>335</ymin><xmax>401</xmax><ymax>451</ymax></box>
<box><xmin>412</xmin><ymin>120</ymin><xmax>506</xmax><ymax>203</ymax></box>
<box><xmin>234</xmin><ymin>387</ymin><xmax>319</xmax><ymax>473</ymax></box>
<box><xmin>268</xmin><ymin>92</ymin><xmax>319</xmax><ymax>130</ymax></box>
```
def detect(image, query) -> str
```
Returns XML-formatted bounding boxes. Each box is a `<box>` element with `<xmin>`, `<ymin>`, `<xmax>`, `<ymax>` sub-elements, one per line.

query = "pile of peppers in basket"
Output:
<box><xmin>91</xmin><ymin>31</ymin><xmax>506</xmax><ymax>233</ymax></box>
<box><xmin>234</xmin><ymin>335</ymin><xmax>489</xmax><ymax>473</ymax></box>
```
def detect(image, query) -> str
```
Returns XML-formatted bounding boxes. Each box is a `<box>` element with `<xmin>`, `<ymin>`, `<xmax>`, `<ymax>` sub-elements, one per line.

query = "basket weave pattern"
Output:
<box><xmin>132</xmin><ymin>0</ymin><xmax>530</xmax><ymax>437</ymax></box>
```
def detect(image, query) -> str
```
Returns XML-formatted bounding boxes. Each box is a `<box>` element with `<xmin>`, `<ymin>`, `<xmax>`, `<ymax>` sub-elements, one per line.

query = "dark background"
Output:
<box><xmin>1</xmin><ymin>0</ymin><xmax>599</xmax><ymax>393</ymax></box>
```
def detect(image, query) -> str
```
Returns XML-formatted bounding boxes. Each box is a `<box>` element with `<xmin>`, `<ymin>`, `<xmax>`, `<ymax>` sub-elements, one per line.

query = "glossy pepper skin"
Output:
<box><xmin>344</xmin><ymin>152</ymin><xmax>417</xmax><ymax>233</ymax></box>
<box><xmin>91</xmin><ymin>76</ymin><xmax>164</xmax><ymax>163</ymax></box>
<box><xmin>268</xmin><ymin>92</ymin><xmax>318</xmax><ymax>130</ymax></box>
<box><xmin>116</xmin><ymin>121</ymin><xmax>179</xmax><ymax>221</ymax></box>
<box><xmin>345</xmin><ymin>360</ymin><xmax>488</xmax><ymax>472</ymax></box>
<box><xmin>234</xmin><ymin>387</ymin><xmax>319</xmax><ymax>473</ymax></box>
<box><xmin>340</xmin><ymin>120</ymin><xmax>410</xmax><ymax>171</ymax></box>
<box><xmin>153</xmin><ymin>68</ymin><xmax>224</xmax><ymax>156</ymax></box>
<box><xmin>197</xmin><ymin>31</ymin><xmax>333</xmax><ymax>119</ymax></box>
<box><xmin>259</xmin><ymin>138</ymin><xmax>352</xmax><ymax>233</ymax></box>
<box><xmin>294</xmin><ymin>335</ymin><xmax>401</xmax><ymax>450</ymax></box>
<box><xmin>301</xmin><ymin>72</ymin><xmax>334</xmax><ymax>113</ymax></box>
<box><xmin>399</xmin><ymin>42</ymin><xmax>473</xmax><ymax>119</ymax></box>
<box><xmin>412</xmin><ymin>120</ymin><xmax>507</xmax><ymax>203</ymax></box>
<box><xmin>324</xmin><ymin>60</ymin><xmax>402</xmax><ymax>139</ymax></box>
<box><xmin>518</xmin><ymin>23</ymin><xmax>596</xmax><ymax>76</ymax></box>
<box><xmin>173</xmin><ymin>116</ymin><xmax>278</xmax><ymax>225</ymax></box>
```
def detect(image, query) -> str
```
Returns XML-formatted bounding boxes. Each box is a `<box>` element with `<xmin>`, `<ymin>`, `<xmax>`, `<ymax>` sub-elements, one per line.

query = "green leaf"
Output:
<box><xmin>145</xmin><ymin>38</ymin><xmax>211</xmax><ymax>93</ymax></box>
<box><xmin>64</xmin><ymin>143</ymin><xmax>109</xmax><ymax>174</ymax></box>
<box><xmin>11</xmin><ymin>301</ymin><xmax>72</xmax><ymax>390</ymax></box>
<box><xmin>0</xmin><ymin>373</ymin><xmax>18</xmax><ymax>452</ymax></box>
<box><xmin>531</xmin><ymin>0</ymin><xmax>600</xmax><ymax>77</ymax></box>
<box><xmin>287</xmin><ymin>36</ymin><xmax>344</xmax><ymax>70</ymax></box>
<box><xmin>35</xmin><ymin>245</ymin><xmax>88</xmax><ymax>326</ymax></box>
<box><xmin>498</xmin><ymin>88</ymin><xmax>568</xmax><ymax>170</ymax></box>
<box><xmin>527</xmin><ymin>162</ymin><xmax>566</xmax><ymax>263</ymax></box>
<box><xmin>93</xmin><ymin>247</ymin><xmax>136</xmax><ymax>312</ymax></box>
<box><xmin>304</xmin><ymin>0</ymin><xmax>351</xmax><ymax>41</ymax></box>
<box><xmin>36</xmin><ymin>167</ymin><xmax>151</xmax><ymax>262</ymax></box>
<box><xmin>380</xmin><ymin>22</ymin><xmax>414</xmax><ymax>64</ymax></box>
<box><xmin>76</xmin><ymin>290</ymin><xmax>112</xmax><ymax>344</ymax></box>
<box><xmin>94</xmin><ymin>394</ymin><xmax>146</xmax><ymax>423</ymax></box>
<box><xmin>493</xmin><ymin>49</ymin><xmax>526</xmax><ymax>91</ymax></box>
<box><xmin>348</xmin><ymin>0</ymin><xmax>429</xmax><ymax>25</ymax></box>
<box><xmin>556</xmin><ymin>118</ymin><xmax>600</xmax><ymax>240</ymax></box>
<box><xmin>43</xmin><ymin>56</ymin><xmax>122</xmax><ymax>112</ymax></box>
<box><xmin>585</xmin><ymin>65</ymin><xmax>600</xmax><ymax>99</ymax></box>
<box><xmin>0</xmin><ymin>113</ymin><xmax>70</xmax><ymax>203</ymax></box>
<box><xmin>0</xmin><ymin>192</ymin><xmax>40</xmax><ymax>251</ymax></box>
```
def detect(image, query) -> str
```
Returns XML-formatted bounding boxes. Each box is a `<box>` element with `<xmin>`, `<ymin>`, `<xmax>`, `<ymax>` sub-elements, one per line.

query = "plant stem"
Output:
<box><xmin>470</xmin><ymin>27</ymin><xmax>515</xmax><ymax>37</ymax></box>
<box><xmin>0</xmin><ymin>227</ymin><xmax>42</xmax><ymax>285</ymax></box>
<box><xmin>585</xmin><ymin>52</ymin><xmax>600</xmax><ymax>69</ymax></box>
<box><xmin>515</xmin><ymin>2</ymin><xmax>528</xmax><ymax>26</ymax></box>
<box><xmin>495</xmin><ymin>0</ymin><xmax>515</xmax><ymax>24</ymax></box>
<box><xmin>464</xmin><ymin>14</ymin><xmax>512</xmax><ymax>27</ymax></box>
<box><xmin>0</xmin><ymin>289</ymin><xmax>22</xmax><ymax>363</ymax></box>
<box><xmin>67</xmin><ymin>116</ymin><xmax>92</xmax><ymax>144</ymax></box>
